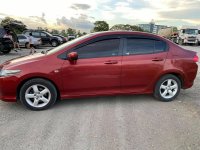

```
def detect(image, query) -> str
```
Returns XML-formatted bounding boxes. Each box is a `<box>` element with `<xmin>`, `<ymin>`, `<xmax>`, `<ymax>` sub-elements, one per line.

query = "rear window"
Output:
<box><xmin>125</xmin><ymin>38</ymin><xmax>167</xmax><ymax>55</ymax></box>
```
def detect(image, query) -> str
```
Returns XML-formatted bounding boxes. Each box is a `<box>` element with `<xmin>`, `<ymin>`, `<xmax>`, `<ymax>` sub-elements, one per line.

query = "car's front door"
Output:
<box><xmin>61</xmin><ymin>38</ymin><xmax>123</xmax><ymax>97</ymax></box>
<box><xmin>121</xmin><ymin>37</ymin><xmax>168</xmax><ymax>93</ymax></box>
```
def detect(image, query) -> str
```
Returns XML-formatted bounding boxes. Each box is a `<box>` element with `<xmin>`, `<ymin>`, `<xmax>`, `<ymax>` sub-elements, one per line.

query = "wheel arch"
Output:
<box><xmin>16</xmin><ymin>76</ymin><xmax>60</xmax><ymax>100</ymax></box>
<box><xmin>154</xmin><ymin>71</ymin><xmax>185</xmax><ymax>89</ymax></box>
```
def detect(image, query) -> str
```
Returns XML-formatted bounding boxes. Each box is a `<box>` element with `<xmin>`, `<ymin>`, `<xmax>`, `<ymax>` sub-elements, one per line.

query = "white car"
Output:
<box><xmin>17</xmin><ymin>34</ymin><xmax>42</xmax><ymax>48</ymax></box>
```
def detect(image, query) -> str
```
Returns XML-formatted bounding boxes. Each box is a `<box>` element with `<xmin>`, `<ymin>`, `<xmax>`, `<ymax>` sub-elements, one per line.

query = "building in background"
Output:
<box><xmin>138</xmin><ymin>20</ymin><xmax>167</xmax><ymax>34</ymax></box>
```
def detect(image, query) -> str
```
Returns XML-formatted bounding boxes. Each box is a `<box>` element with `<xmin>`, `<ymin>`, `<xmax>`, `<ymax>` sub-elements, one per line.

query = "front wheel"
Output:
<box><xmin>20</xmin><ymin>78</ymin><xmax>57</xmax><ymax>110</ymax></box>
<box><xmin>51</xmin><ymin>40</ymin><xmax>59</xmax><ymax>47</ymax></box>
<box><xmin>1</xmin><ymin>47</ymin><xmax>12</xmax><ymax>54</ymax></box>
<box><xmin>154</xmin><ymin>74</ymin><xmax>181</xmax><ymax>102</ymax></box>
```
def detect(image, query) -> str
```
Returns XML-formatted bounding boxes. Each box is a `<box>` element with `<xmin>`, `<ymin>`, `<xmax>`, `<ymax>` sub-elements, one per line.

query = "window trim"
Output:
<box><xmin>123</xmin><ymin>37</ymin><xmax>168</xmax><ymax>56</ymax></box>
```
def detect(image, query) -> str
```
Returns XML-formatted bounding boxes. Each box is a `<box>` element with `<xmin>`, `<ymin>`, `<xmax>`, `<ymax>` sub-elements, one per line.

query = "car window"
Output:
<box><xmin>18</xmin><ymin>35</ymin><xmax>27</xmax><ymax>39</ymax></box>
<box><xmin>154</xmin><ymin>40</ymin><xmax>167</xmax><ymax>53</ymax></box>
<box><xmin>24</xmin><ymin>31</ymin><xmax>31</xmax><ymax>36</ymax></box>
<box><xmin>72</xmin><ymin>39</ymin><xmax>120</xmax><ymax>59</ymax></box>
<box><xmin>125</xmin><ymin>38</ymin><xmax>166</xmax><ymax>55</ymax></box>
<box><xmin>32</xmin><ymin>32</ymin><xmax>40</xmax><ymax>37</ymax></box>
<box><xmin>126</xmin><ymin>38</ymin><xmax>154</xmax><ymax>55</ymax></box>
<box><xmin>41</xmin><ymin>32</ymin><xmax>47</xmax><ymax>37</ymax></box>
<box><xmin>0</xmin><ymin>28</ymin><xmax>6</xmax><ymax>38</ymax></box>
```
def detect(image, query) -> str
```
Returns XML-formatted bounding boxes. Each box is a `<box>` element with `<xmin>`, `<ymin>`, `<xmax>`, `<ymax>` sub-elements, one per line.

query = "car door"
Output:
<box><xmin>40</xmin><ymin>32</ymin><xmax>50</xmax><ymax>44</ymax></box>
<box><xmin>121</xmin><ymin>37</ymin><xmax>168</xmax><ymax>93</ymax></box>
<box><xmin>61</xmin><ymin>38</ymin><xmax>123</xmax><ymax>97</ymax></box>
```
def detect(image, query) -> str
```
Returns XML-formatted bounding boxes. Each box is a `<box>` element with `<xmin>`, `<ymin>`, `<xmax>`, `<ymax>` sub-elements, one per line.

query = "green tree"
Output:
<box><xmin>67</xmin><ymin>28</ymin><xmax>76</xmax><ymax>35</ymax></box>
<box><xmin>51</xmin><ymin>29</ymin><xmax>59</xmax><ymax>34</ymax></box>
<box><xmin>82</xmin><ymin>32</ymin><xmax>87</xmax><ymax>35</ymax></box>
<box><xmin>93</xmin><ymin>21</ymin><xmax>109</xmax><ymax>32</ymax></box>
<box><xmin>110</xmin><ymin>24</ymin><xmax>144</xmax><ymax>32</ymax></box>
<box><xmin>61</xmin><ymin>30</ymin><xmax>67</xmax><ymax>37</ymax></box>
<box><xmin>0</xmin><ymin>17</ymin><xmax>26</xmax><ymax>34</ymax></box>
<box><xmin>76</xmin><ymin>30</ymin><xmax>83</xmax><ymax>37</ymax></box>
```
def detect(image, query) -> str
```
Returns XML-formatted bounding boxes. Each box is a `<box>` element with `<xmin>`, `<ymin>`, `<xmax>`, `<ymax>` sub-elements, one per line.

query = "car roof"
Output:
<box><xmin>87</xmin><ymin>31</ymin><xmax>166</xmax><ymax>41</ymax></box>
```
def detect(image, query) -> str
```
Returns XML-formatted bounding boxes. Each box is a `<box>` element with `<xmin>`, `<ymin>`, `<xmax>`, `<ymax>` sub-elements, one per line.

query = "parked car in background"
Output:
<box><xmin>68</xmin><ymin>34</ymin><xmax>76</xmax><ymax>41</ymax></box>
<box><xmin>23</xmin><ymin>30</ymin><xmax>62</xmax><ymax>47</ymax></box>
<box><xmin>53</xmin><ymin>34</ymin><xmax>67</xmax><ymax>43</ymax></box>
<box><xmin>197</xmin><ymin>28</ymin><xmax>200</xmax><ymax>45</ymax></box>
<box><xmin>0</xmin><ymin>27</ymin><xmax>14</xmax><ymax>54</ymax></box>
<box><xmin>17</xmin><ymin>34</ymin><xmax>42</xmax><ymax>48</ymax></box>
<box><xmin>0</xmin><ymin>31</ymin><xmax>198</xmax><ymax>110</ymax></box>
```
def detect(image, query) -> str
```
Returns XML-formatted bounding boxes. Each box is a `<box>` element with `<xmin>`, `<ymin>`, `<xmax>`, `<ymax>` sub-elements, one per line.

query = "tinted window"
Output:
<box><xmin>126</xmin><ymin>38</ymin><xmax>166</xmax><ymax>55</ymax></box>
<box><xmin>126</xmin><ymin>39</ymin><xmax>154</xmax><ymax>55</ymax></box>
<box><xmin>0</xmin><ymin>28</ymin><xmax>6</xmax><ymax>38</ymax></box>
<box><xmin>72</xmin><ymin>39</ymin><xmax>120</xmax><ymax>59</ymax></box>
<box><xmin>32</xmin><ymin>32</ymin><xmax>40</xmax><ymax>37</ymax></box>
<box><xmin>155</xmin><ymin>40</ymin><xmax>166</xmax><ymax>53</ymax></box>
<box><xmin>41</xmin><ymin>32</ymin><xmax>47</xmax><ymax>37</ymax></box>
<box><xmin>24</xmin><ymin>31</ymin><xmax>31</xmax><ymax>36</ymax></box>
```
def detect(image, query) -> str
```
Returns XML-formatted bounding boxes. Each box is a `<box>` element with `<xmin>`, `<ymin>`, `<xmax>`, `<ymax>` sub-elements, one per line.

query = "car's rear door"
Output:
<box><xmin>121</xmin><ymin>37</ymin><xmax>168</xmax><ymax>93</ymax></box>
<box><xmin>61</xmin><ymin>37</ymin><xmax>123</xmax><ymax>97</ymax></box>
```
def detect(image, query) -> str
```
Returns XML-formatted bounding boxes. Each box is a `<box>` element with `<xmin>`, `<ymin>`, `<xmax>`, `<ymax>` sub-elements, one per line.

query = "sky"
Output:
<box><xmin>0</xmin><ymin>0</ymin><xmax>200</xmax><ymax>32</ymax></box>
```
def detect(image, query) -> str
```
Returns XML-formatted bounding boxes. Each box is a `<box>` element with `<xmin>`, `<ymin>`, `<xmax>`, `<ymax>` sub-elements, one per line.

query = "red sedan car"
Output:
<box><xmin>0</xmin><ymin>31</ymin><xmax>198</xmax><ymax>110</ymax></box>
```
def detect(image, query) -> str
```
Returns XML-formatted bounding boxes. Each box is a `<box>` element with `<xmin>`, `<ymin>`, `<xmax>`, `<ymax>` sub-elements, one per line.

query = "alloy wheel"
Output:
<box><xmin>159</xmin><ymin>79</ymin><xmax>178</xmax><ymax>99</ymax></box>
<box><xmin>25</xmin><ymin>84</ymin><xmax>51</xmax><ymax>108</ymax></box>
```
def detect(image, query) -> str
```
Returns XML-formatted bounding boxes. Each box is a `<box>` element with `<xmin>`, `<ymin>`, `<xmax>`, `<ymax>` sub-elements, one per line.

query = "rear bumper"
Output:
<box><xmin>0</xmin><ymin>76</ymin><xmax>18</xmax><ymax>102</ymax></box>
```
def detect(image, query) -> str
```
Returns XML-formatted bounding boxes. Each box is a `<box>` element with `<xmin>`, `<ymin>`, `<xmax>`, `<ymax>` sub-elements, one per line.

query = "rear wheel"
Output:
<box><xmin>154</xmin><ymin>74</ymin><xmax>181</xmax><ymax>102</ymax></box>
<box><xmin>20</xmin><ymin>78</ymin><xmax>57</xmax><ymax>110</ymax></box>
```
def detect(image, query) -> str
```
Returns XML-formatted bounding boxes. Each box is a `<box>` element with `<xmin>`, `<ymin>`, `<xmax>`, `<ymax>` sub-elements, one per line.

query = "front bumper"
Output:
<box><xmin>0</xmin><ymin>76</ymin><xmax>18</xmax><ymax>102</ymax></box>
<box><xmin>184</xmin><ymin>39</ymin><xmax>198</xmax><ymax>44</ymax></box>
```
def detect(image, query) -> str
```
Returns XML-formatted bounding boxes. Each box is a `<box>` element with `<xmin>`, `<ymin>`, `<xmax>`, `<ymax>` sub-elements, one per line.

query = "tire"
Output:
<box><xmin>25</xmin><ymin>43</ymin><xmax>29</xmax><ymax>49</ymax></box>
<box><xmin>19</xmin><ymin>78</ymin><xmax>57</xmax><ymax>110</ymax></box>
<box><xmin>51</xmin><ymin>40</ymin><xmax>59</xmax><ymax>47</ymax></box>
<box><xmin>154</xmin><ymin>74</ymin><xmax>181</xmax><ymax>102</ymax></box>
<box><xmin>2</xmin><ymin>48</ymin><xmax>11</xmax><ymax>54</ymax></box>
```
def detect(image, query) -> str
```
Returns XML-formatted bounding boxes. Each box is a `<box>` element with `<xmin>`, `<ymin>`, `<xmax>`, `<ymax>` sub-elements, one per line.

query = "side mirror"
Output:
<box><xmin>67</xmin><ymin>52</ymin><xmax>78</xmax><ymax>61</ymax></box>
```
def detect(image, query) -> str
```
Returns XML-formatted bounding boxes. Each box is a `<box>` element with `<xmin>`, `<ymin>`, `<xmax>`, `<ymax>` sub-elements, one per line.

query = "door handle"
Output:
<box><xmin>104</xmin><ymin>60</ymin><xmax>118</xmax><ymax>64</ymax></box>
<box><xmin>152</xmin><ymin>58</ymin><xmax>164</xmax><ymax>61</ymax></box>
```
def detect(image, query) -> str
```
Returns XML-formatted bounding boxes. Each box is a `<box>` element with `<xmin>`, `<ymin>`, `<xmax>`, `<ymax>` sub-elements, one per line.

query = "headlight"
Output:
<box><xmin>0</xmin><ymin>69</ymin><xmax>21</xmax><ymax>77</ymax></box>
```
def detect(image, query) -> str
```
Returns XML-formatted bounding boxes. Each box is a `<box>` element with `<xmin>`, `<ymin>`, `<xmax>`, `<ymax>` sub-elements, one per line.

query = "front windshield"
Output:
<box><xmin>47</xmin><ymin>33</ymin><xmax>93</xmax><ymax>55</ymax></box>
<box><xmin>185</xmin><ymin>29</ymin><xmax>198</xmax><ymax>35</ymax></box>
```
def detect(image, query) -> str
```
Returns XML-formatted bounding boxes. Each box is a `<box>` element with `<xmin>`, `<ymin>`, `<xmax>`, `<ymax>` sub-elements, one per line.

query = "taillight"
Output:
<box><xmin>193</xmin><ymin>55</ymin><xmax>199</xmax><ymax>62</ymax></box>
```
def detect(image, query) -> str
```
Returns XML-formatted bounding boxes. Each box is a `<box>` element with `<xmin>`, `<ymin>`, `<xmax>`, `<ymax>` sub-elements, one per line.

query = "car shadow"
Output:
<box><xmin>53</xmin><ymin>94</ymin><xmax>156</xmax><ymax>109</ymax></box>
<box><xmin>0</xmin><ymin>94</ymin><xmax>163</xmax><ymax>112</ymax></box>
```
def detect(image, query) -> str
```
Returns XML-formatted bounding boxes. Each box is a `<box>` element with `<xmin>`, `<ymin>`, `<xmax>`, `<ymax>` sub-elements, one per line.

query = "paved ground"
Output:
<box><xmin>0</xmin><ymin>46</ymin><xmax>200</xmax><ymax>150</ymax></box>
